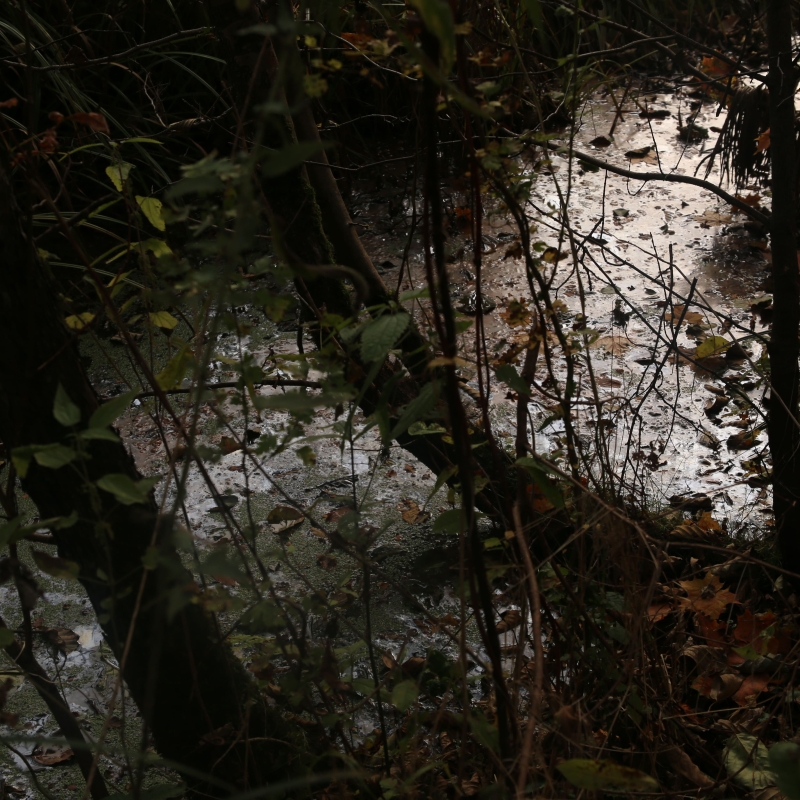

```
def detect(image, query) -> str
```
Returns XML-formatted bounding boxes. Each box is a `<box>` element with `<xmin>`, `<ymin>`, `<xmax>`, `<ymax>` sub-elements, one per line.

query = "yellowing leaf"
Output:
<box><xmin>138</xmin><ymin>238</ymin><xmax>172</xmax><ymax>258</ymax></box>
<box><xmin>65</xmin><ymin>312</ymin><xmax>95</xmax><ymax>330</ymax></box>
<box><xmin>149</xmin><ymin>311</ymin><xmax>179</xmax><ymax>330</ymax></box>
<box><xmin>696</xmin><ymin>336</ymin><xmax>731</xmax><ymax>359</ymax></box>
<box><xmin>105</xmin><ymin>162</ymin><xmax>133</xmax><ymax>191</ymax></box>
<box><xmin>156</xmin><ymin>345</ymin><xmax>190</xmax><ymax>389</ymax></box>
<box><xmin>135</xmin><ymin>196</ymin><xmax>166</xmax><ymax>231</ymax></box>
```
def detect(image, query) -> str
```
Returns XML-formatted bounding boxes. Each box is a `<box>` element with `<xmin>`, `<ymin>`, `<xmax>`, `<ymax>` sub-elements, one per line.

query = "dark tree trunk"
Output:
<box><xmin>765</xmin><ymin>0</ymin><xmax>800</xmax><ymax>571</ymax></box>
<box><xmin>0</xmin><ymin>160</ymin><xmax>298</xmax><ymax>793</ymax></box>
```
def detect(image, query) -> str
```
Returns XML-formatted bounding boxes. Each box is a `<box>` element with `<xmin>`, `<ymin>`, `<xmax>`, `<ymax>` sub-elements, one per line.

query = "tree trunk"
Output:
<box><xmin>765</xmin><ymin>0</ymin><xmax>800</xmax><ymax>571</ymax></box>
<box><xmin>0</xmin><ymin>160</ymin><xmax>299</xmax><ymax>793</ymax></box>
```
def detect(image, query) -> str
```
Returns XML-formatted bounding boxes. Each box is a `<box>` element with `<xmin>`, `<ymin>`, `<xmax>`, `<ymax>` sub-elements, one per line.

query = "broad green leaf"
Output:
<box><xmin>34</xmin><ymin>444</ymin><xmax>77</xmax><ymax>470</ymax></box>
<box><xmin>696</xmin><ymin>336</ymin><xmax>731</xmax><ymax>359</ymax></box>
<box><xmin>522</xmin><ymin>0</ymin><xmax>544</xmax><ymax>40</ymax></box>
<box><xmin>496</xmin><ymin>364</ymin><xmax>529</xmax><ymax>395</ymax></box>
<box><xmin>96</xmin><ymin>474</ymin><xmax>158</xmax><ymax>505</ymax></box>
<box><xmin>410</xmin><ymin>0</ymin><xmax>456</xmax><ymax>71</ymax></box>
<box><xmin>261</xmin><ymin>141</ymin><xmax>331</xmax><ymax>178</ymax></box>
<box><xmin>391</xmin><ymin>680</ymin><xmax>418</xmax><ymax>712</ymax></box>
<box><xmin>136</xmin><ymin>196</ymin><xmax>166</xmax><ymax>231</ymax></box>
<box><xmin>105</xmin><ymin>162</ymin><xmax>133</xmax><ymax>191</ymax></box>
<box><xmin>769</xmin><ymin>742</ymin><xmax>800</xmax><ymax>800</ymax></box>
<box><xmin>53</xmin><ymin>384</ymin><xmax>81</xmax><ymax>427</ymax></box>
<box><xmin>557</xmin><ymin>759</ymin><xmax>659</xmax><ymax>792</ymax></box>
<box><xmin>31</xmin><ymin>550</ymin><xmax>80</xmax><ymax>581</ymax></box>
<box><xmin>156</xmin><ymin>346</ymin><xmax>190</xmax><ymax>389</ymax></box>
<box><xmin>515</xmin><ymin>457</ymin><xmax>564</xmax><ymax>508</ymax></box>
<box><xmin>361</xmin><ymin>312</ymin><xmax>410</xmax><ymax>362</ymax></box>
<box><xmin>65</xmin><ymin>312</ymin><xmax>95</xmax><ymax>330</ymax></box>
<box><xmin>80</xmin><ymin>428</ymin><xmax>120</xmax><ymax>442</ymax></box>
<box><xmin>433</xmin><ymin>508</ymin><xmax>463</xmax><ymax>534</ymax></box>
<box><xmin>390</xmin><ymin>382</ymin><xmax>436</xmax><ymax>440</ymax></box>
<box><xmin>0</xmin><ymin>629</ymin><xmax>15</xmax><ymax>648</ymax></box>
<box><xmin>724</xmin><ymin>734</ymin><xmax>775</xmax><ymax>790</ymax></box>
<box><xmin>89</xmin><ymin>391</ymin><xmax>137</xmax><ymax>429</ymax></box>
<box><xmin>149</xmin><ymin>311</ymin><xmax>179</xmax><ymax>331</ymax></box>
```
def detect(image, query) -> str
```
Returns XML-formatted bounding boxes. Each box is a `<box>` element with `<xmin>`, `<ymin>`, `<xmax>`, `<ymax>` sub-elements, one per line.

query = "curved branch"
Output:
<box><xmin>545</xmin><ymin>141</ymin><xmax>770</xmax><ymax>225</ymax></box>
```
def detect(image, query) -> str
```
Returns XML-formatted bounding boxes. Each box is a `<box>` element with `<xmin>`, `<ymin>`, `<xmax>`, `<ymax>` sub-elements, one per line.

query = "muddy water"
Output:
<box><xmin>0</xmin><ymin>81</ymin><xmax>776</xmax><ymax>793</ymax></box>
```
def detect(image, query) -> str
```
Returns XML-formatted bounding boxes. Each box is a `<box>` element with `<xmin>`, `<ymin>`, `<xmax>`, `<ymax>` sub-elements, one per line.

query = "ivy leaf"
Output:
<box><xmin>96</xmin><ymin>474</ymin><xmax>158</xmax><ymax>505</ymax></box>
<box><xmin>724</xmin><ymin>734</ymin><xmax>775</xmax><ymax>790</ymax></box>
<box><xmin>135</xmin><ymin>196</ymin><xmax>166</xmax><ymax>231</ymax></box>
<box><xmin>361</xmin><ymin>313</ymin><xmax>409</xmax><ymax>362</ymax></box>
<box><xmin>53</xmin><ymin>384</ymin><xmax>81</xmax><ymax>427</ymax></box>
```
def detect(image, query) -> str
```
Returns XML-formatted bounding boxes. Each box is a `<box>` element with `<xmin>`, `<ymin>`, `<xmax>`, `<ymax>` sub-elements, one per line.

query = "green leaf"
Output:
<box><xmin>769</xmin><ymin>742</ymin><xmax>800</xmax><ymax>800</ymax></box>
<box><xmin>53</xmin><ymin>384</ymin><xmax>81</xmax><ymax>427</ymax></box>
<box><xmin>433</xmin><ymin>508</ymin><xmax>463</xmax><ymax>534</ymax></box>
<box><xmin>515</xmin><ymin>457</ymin><xmax>564</xmax><ymax>508</ymax></box>
<box><xmin>468</xmin><ymin>712</ymin><xmax>499</xmax><ymax>752</ymax></box>
<box><xmin>89</xmin><ymin>391</ymin><xmax>137</xmax><ymax>429</ymax></box>
<box><xmin>135</xmin><ymin>196</ymin><xmax>166</xmax><ymax>231</ymax></box>
<box><xmin>80</xmin><ymin>428</ymin><xmax>120</xmax><ymax>442</ymax></box>
<box><xmin>390</xmin><ymin>382</ymin><xmax>436</xmax><ymax>440</ymax></box>
<box><xmin>31</xmin><ymin>550</ymin><xmax>80</xmax><ymax>581</ymax></box>
<box><xmin>408</xmin><ymin>421</ymin><xmax>447</xmax><ymax>435</ymax></box>
<box><xmin>521</xmin><ymin>0</ymin><xmax>544</xmax><ymax>39</ymax></box>
<box><xmin>156</xmin><ymin>346</ymin><xmax>190</xmax><ymax>390</ymax></box>
<box><xmin>149</xmin><ymin>311</ymin><xmax>179</xmax><ymax>331</ymax></box>
<box><xmin>496</xmin><ymin>364</ymin><xmax>529</xmax><ymax>396</ymax></box>
<box><xmin>361</xmin><ymin>313</ymin><xmax>410</xmax><ymax>362</ymax></box>
<box><xmin>409</xmin><ymin>0</ymin><xmax>456</xmax><ymax>71</ymax></box>
<box><xmin>96</xmin><ymin>474</ymin><xmax>158</xmax><ymax>505</ymax></box>
<box><xmin>261</xmin><ymin>141</ymin><xmax>331</xmax><ymax>178</ymax></box>
<box><xmin>0</xmin><ymin>629</ymin><xmax>15</xmax><ymax>648</ymax></box>
<box><xmin>723</xmin><ymin>734</ymin><xmax>775</xmax><ymax>790</ymax></box>
<box><xmin>138</xmin><ymin>238</ymin><xmax>172</xmax><ymax>258</ymax></box>
<box><xmin>557</xmin><ymin>759</ymin><xmax>659</xmax><ymax>792</ymax></box>
<box><xmin>296</xmin><ymin>446</ymin><xmax>317</xmax><ymax>466</ymax></box>
<box><xmin>105</xmin><ymin>162</ymin><xmax>134</xmax><ymax>191</ymax></box>
<box><xmin>34</xmin><ymin>444</ymin><xmax>78</xmax><ymax>470</ymax></box>
<box><xmin>696</xmin><ymin>336</ymin><xmax>731</xmax><ymax>359</ymax></box>
<box><xmin>391</xmin><ymin>680</ymin><xmax>418</xmax><ymax>712</ymax></box>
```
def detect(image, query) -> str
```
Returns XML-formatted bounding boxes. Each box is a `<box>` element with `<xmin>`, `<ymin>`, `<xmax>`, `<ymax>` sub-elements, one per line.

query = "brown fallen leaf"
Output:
<box><xmin>665</xmin><ymin>746</ymin><xmax>714</xmax><ymax>788</ymax></box>
<box><xmin>397</xmin><ymin>499</ymin><xmax>430</xmax><ymax>524</ymax></box>
<box><xmin>499</xmin><ymin>298</ymin><xmax>532</xmax><ymax>327</ymax></box>
<box><xmin>324</xmin><ymin>506</ymin><xmax>352</xmax><ymax>525</ymax></box>
<box><xmin>220</xmin><ymin>435</ymin><xmax>242</xmax><ymax>454</ymax></box>
<box><xmin>316</xmin><ymin>554</ymin><xmax>337</xmax><ymax>571</ymax></box>
<box><xmin>267</xmin><ymin>505</ymin><xmax>304</xmax><ymax>534</ymax></box>
<box><xmin>32</xmin><ymin>744</ymin><xmax>74</xmax><ymax>765</ymax></box>
<box><xmin>645</xmin><ymin>602</ymin><xmax>672</xmax><ymax>624</ymax></box>
<box><xmin>496</xmin><ymin>609</ymin><xmax>522</xmax><ymax>632</ymax></box>
<box><xmin>677</xmin><ymin>572</ymin><xmax>738</xmax><ymax>620</ymax></box>
<box><xmin>45</xmin><ymin>627</ymin><xmax>80</xmax><ymax>654</ymax></box>
<box><xmin>733</xmin><ymin>674</ymin><xmax>771</xmax><ymax>706</ymax></box>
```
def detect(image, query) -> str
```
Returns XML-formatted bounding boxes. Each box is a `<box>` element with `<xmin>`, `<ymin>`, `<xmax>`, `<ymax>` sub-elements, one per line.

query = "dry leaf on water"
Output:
<box><xmin>677</xmin><ymin>572</ymin><xmax>738</xmax><ymax>620</ymax></box>
<box><xmin>267</xmin><ymin>505</ymin><xmax>304</xmax><ymax>534</ymax></box>
<box><xmin>33</xmin><ymin>744</ymin><xmax>74</xmax><ymax>765</ymax></box>
<box><xmin>397</xmin><ymin>499</ymin><xmax>430</xmax><ymax>524</ymax></box>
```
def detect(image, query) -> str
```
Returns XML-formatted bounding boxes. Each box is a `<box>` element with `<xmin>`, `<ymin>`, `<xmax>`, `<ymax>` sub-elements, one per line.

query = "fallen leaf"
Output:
<box><xmin>496</xmin><ymin>609</ymin><xmax>522</xmax><ymax>632</ymax></box>
<box><xmin>45</xmin><ymin>627</ymin><xmax>80</xmax><ymax>654</ymax></box>
<box><xmin>499</xmin><ymin>298</ymin><xmax>532</xmax><ymax>327</ymax></box>
<box><xmin>697</xmin><ymin>512</ymin><xmax>723</xmax><ymax>532</ymax></box>
<box><xmin>220</xmin><ymin>436</ymin><xmax>242</xmax><ymax>454</ymax></box>
<box><xmin>666</xmin><ymin>746</ymin><xmax>714</xmax><ymax>788</ymax></box>
<box><xmin>397</xmin><ymin>499</ymin><xmax>430</xmax><ymax>524</ymax></box>
<box><xmin>32</xmin><ymin>744</ymin><xmax>74</xmax><ymax>766</ymax></box>
<box><xmin>316</xmin><ymin>554</ymin><xmax>337</xmax><ymax>571</ymax></box>
<box><xmin>695</xmin><ymin>209</ymin><xmax>733</xmax><ymax>226</ymax></box>
<box><xmin>267</xmin><ymin>505</ymin><xmax>304</xmax><ymax>534</ymax></box>
<box><xmin>677</xmin><ymin>572</ymin><xmax>738</xmax><ymax>620</ymax></box>
<box><xmin>755</xmin><ymin>129</ymin><xmax>771</xmax><ymax>154</ymax></box>
<box><xmin>695</xmin><ymin>612</ymin><xmax>728</xmax><ymax>648</ymax></box>
<box><xmin>646</xmin><ymin>603</ymin><xmax>672</xmax><ymax>624</ymax></box>
<box><xmin>324</xmin><ymin>506</ymin><xmax>352</xmax><ymax>524</ymax></box>
<box><xmin>733</xmin><ymin>674</ymin><xmax>771</xmax><ymax>706</ymax></box>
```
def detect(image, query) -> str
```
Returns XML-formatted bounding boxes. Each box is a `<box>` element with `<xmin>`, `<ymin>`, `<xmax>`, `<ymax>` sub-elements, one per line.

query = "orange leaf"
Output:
<box><xmin>696</xmin><ymin>512</ymin><xmax>722</xmax><ymax>533</ymax></box>
<box><xmin>692</xmin><ymin>674</ymin><xmax>714</xmax><ymax>697</ymax></box>
<box><xmin>733</xmin><ymin>674</ymin><xmax>770</xmax><ymax>706</ymax></box>
<box><xmin>677</xmin><ymin>572</ymin><xmax>738</xmax><ymax>620</ymax></box>
<box><xmin>69</xmin><ymin>111</ymin><xmax>110</xmax><ymax>135</ymax></box>
<box><xmin>755</xmin><ymin>129</ymin><xmax>771</xmax><ymax>154</ymax></box>
<box><xmin>695</xmin><ymin>612</ymin><xmax>728</xmax><ymax>648</ymax></box>
<box><xmin>646</xmin><ymin>603</ymin><xmax>672</xmax><ymax>624</ymax></box>
<box><xmin>733</xmin><ymin>609</ymin><xmax>775</xmax><ymax>644</ymax></box>
<box><xmin>0</xmin><ymin>98</ymin><xmax>19</xmax><ymax>109</ymax></box>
